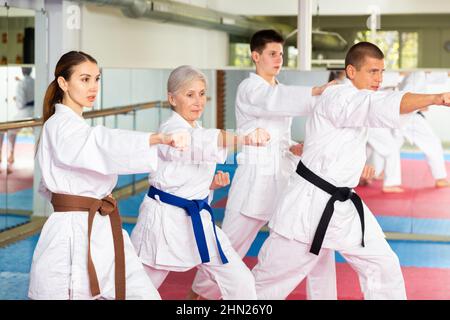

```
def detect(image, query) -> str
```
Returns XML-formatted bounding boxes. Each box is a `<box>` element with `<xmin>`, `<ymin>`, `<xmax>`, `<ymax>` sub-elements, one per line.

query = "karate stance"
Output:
<box><xmin>397</xmin><ymin>71</ymin><xmax>449</xmax><ymax>188</ymax></box>
<box><xmin>365</xmin><ymin>71</ymin><xmax>449</xmax><ymax>190</ymax></box>
<box><xmin>130</xmin><ymin>65</ymin><xmax>270</xmax><ymax>300</ymax></box>
<box><xmin>190</xmin><ymin>29</ymin><xmax>338</xmax><ymax>300</ymax></box>
<box><xmin>252</xmin><ymin>42</ymin><xmax>450</xmax><ymax>300</ymax></box>
<box><xmin>29</xmin><ymin>51</ymin><xmax>187</xmax><ymax>300</ymax></box>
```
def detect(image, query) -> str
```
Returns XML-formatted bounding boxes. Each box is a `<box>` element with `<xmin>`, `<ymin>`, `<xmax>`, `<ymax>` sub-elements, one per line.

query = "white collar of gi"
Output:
<box><xmin>55</xmin><ymin>103</ymin><xmax>85</xmax><ymax>120</ymax></box>
<box><xmin>342</xmin><ymin>77</ymin><xmax>353</xmax><ymax>86</ymax></box>
<box><xmin>342</xmin><ymin>77</ymin><xmax>360</xmax><ymax>90</ymax></box>
<box><xmin>249</xmin><ymin>72</ymin><xmax>279</xmax><ymax>86</ymax></box>
<box><xmin>170</xmin><ymin>110</ymin><xmax>202</xmax><ymax>129</ymax></box>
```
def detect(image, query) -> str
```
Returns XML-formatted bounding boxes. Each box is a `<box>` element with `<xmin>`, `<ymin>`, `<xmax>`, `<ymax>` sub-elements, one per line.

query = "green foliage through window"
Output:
<box><xmin>355</xmin><ymin>30</ymin><xmax>418</xmax><ymax>69</ymax></box>
<box><xmin>230</xmin><ymin>43</ymin><xmax>252</xmax><ymax>67</ymax></box>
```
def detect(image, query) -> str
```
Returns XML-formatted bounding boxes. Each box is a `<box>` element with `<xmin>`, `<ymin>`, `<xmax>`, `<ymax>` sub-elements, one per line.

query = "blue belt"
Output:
<box><xmin>147</xmin><ymin>186</ymin><xmax>228</xmax><ymax>264</ymax></box>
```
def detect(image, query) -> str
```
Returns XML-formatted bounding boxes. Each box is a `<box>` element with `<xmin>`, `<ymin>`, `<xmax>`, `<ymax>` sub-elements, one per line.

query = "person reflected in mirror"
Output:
<box><xmin>3</xmin><ymin>67</ymin><xmax>35</xmax><ymax>174</ymax></box>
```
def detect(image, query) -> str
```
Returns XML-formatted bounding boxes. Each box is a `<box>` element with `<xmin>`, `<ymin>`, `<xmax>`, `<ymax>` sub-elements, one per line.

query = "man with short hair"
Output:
<box><xmin>252</xmin><ymin>42</ymin><xmax>450</xmax><ymax>300</ymax></box>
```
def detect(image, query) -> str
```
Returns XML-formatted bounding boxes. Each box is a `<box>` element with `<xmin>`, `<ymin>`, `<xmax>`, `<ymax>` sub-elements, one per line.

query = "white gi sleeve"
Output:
<box><xmin>207</xmin><ymin>190</ymin><xmax>214</xmax><ymax>204</ymax></box>
<box><xmin>398</xmin><ymin>72</ymin><xmax>426</xmax><ymax>92</ymax></box>
<box><xmin>15</xmin><ymin>81</ymin><xmax>26</xmax><ymax>109</ymax></box>
<box><xmin>425</xmin><ymin>71</ymin><xmax>449</xmax><ymax>85</ymax></box>
<box><xmin>318</xmin><ymin>85</ymin><xmax>404</xmax><ymax>129</ymax></box>
<box><xmin>158</xmin><ymin>127</ymin><xmax>228</xmax><ymax>164</ymax></box>
<box><xmin>38</xmin><ymin>179</ymin><xmax>52</xmax><ymax>201</ymax></box>
<box><xmin>46</xmin><ymin>118</ymin><xmax>158</xmax><ymax>175</ymax></box>
<box><xmin>237</xmin><ymin>78</ymin><xmax>315</xmax><ymax>118</ymax></box>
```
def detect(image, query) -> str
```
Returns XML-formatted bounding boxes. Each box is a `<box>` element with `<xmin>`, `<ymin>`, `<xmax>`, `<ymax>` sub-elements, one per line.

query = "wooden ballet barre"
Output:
<box><xmin>0</xmin><ymin>98</ymin><xmax>210</xmax><ymax>131</ymax></box>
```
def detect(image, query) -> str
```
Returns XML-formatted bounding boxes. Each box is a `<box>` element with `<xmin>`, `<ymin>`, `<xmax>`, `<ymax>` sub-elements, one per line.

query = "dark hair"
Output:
<box><xmin>250</xmin><ymin>29</ymin><xmax>284</xmax><ymax>53</ymax></box>
<box><xmin>21</xmin><ymin>67</ymin><xmax>32</xmax><ymax>76</ymax></box>
<box><xmin>328</xmin><ymin>69</ymin><xmax>345</xmax><ymax>82</ymax></box>
<box><xmin>43</xmin><ymin>51</ymin><xmax>97</xmax><ymax>123</ymax></box>
<box><xmin>344</xmin><ymin>42</ymin><xmax>384</xmax><ymax>70</ymax></box>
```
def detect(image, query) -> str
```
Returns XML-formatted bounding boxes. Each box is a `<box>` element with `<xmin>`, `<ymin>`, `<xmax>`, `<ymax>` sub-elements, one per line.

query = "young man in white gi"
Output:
<box><xmin>189</xmin><ymin>29</ymin><xmax>339</xmax><ymax>300</ymax></box>
<box><xmin>252</xmin><ymin>42</ymin><xmax>450</xmax><ymax>300</ymax></box>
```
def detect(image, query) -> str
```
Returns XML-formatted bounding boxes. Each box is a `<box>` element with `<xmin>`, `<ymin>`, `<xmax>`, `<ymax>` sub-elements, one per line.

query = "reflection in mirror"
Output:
<box><xmin>0</xmin><ymin>3</ymin><xmax>7</xmax><ymax>231</ymax></box>
<box><xmin>364</xmin><ymin>71</ymin><xmax>450</xmax><ymax>236</ymax></box>
<box><xmin>0</xmin><ymin>6</ymin><xmax>35</xmax><ymax>231</ymax></box>
<box><xmin>220</xmin><ymin>69</ymin><xmax>450</xmax><ymax>238</ymax></box>
<box><xmin>6</xmin><ymin>66</ymin><xmax>35</xmax><ymax>122</ymax></box>
<box><xmin>1</xmin><ymin>6</ymin><xmax>34</xmax><ymax>65</ymax></box>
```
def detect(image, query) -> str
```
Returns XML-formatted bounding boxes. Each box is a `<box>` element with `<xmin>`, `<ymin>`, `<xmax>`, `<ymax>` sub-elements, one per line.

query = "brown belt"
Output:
<box><xmin>51</xmin><ymin>193</ymin><xmax>125</xmax><ymax>300</ymax></box>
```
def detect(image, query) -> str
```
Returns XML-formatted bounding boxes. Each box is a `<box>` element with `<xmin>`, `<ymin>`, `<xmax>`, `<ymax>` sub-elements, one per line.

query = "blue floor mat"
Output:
<box><xmin>3</xmin><ymin>227</ymin><xmax>450</xmax><ymax>299</ymax></box>
<box><xmin>401</xmin><ymin>152</ymin><xmax>450</xmax><ymax>161</ymax></box>
<box><xmin>0</xmin><ymin>224</ymin><xmax>136</xmax><ymax>300</ymax></box>
<box><xmin>115</xmin><ymin>173</ymin><xmax>148</xmax><ymax>189</ymax></box>
<box><xmin>376</xmin><ymin>216</ymin><xmax>450</xmax><ymax>235</ymax></box>
<box><xmin>0</xmin><ymin>214</ymin><xmax>30</xmax><ymax>232</ymax></box>
<box><xmin>3</xmin><ymin>223</ymin><xmax>450</xmax><ymax>299</ymax></box>
<box><xmin>376</xmin><ymin>215</ymin><xmax>412</xmax><ymax>233</ymax></box>
<box><xmin>118</xmin><ymin>192</ymin><xmax>146</xmax><ymax>217</ymax></box>
<box><xmin>0</xmin><ymin>188</ymin><xmax>33</xmax><ymax>211</ymax></box>
<box><xmin>246</xmin><ymin>231</ymin><xmax>450</xmax><ymax>269</ymax></box>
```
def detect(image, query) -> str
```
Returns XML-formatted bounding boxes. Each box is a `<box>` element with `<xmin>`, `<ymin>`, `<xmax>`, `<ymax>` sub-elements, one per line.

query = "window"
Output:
<box><xmin>287</xmin><ymin>46</ymin><xmax>298</xmax><ymax>68</ymax></box>
<box><xmin>354</xmin><ymin>30</ymin><xmax>418</xmax><ymax>69</ymax></box>
<box><xmin>230</xmin><ymin>43</ymin><xmax>252</xmax><ymax>67</ymax></box>
<box><xmin>400</xmin><ymin>32</ymin><xmax>419</xmax><ymax>69</ymax></box>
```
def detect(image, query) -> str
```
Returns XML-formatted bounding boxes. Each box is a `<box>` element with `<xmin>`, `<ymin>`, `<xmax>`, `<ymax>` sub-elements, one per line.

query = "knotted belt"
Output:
<box><xmin>295</xmin><ymin>161</ymin><xmax>365</xmax><ymax>255</ymax></box>
<box><xmin>147</xmin><ymin>186</ymin><xmax>228</xmax><ymax>264</ymax></box>
<box><xmin>51</xmin><ymin>193</ymin><xmax>125</xmax><ymax>300</ymax></box>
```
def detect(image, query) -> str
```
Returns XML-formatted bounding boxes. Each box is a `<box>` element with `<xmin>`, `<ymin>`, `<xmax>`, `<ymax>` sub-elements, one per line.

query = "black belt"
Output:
<box><xmin>25</xmin><ymin>101</ymin><xmax>34</xmax><ymax>107</ymax></box>
<box><xmin>296</xmin><ymin>161</ymin><xmax>365</xmax><ymax>255</ymax></box>
<box><xmin>417</xmin><ymin>111</ymin><xmax>425</xmax><ymax>118</ymax></box>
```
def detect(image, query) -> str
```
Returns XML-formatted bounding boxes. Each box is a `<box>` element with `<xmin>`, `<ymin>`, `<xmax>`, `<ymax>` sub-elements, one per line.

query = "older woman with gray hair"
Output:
<box><xmin>130</xmin><ymin>65</ymin><xmax>270</xmax><ymax>299</ymax></box>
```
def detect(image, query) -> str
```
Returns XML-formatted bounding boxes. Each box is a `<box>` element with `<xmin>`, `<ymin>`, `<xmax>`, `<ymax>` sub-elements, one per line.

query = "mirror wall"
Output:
<box><xmin>0</xmin><ymin>5</ymin><xmax>35</xmax><ymax>231</ymax></box>
<box><xmin>0</xmin><ymin>4</ymin><xmax>449</xmax><ymax>240</ymax></box>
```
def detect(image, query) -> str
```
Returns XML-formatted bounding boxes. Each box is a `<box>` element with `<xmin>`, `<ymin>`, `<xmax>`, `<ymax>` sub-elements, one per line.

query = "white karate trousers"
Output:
<box><xmin>367</xmin><ymin>128</ymin><xmax>402</xmax><ymax>187</ymax></box>
<box><xmin>253</xmin><ymin>232</ymin><xmax>406</xmax><ymax>300</ymax></box>
<box><xmin>191</xmin><ymin>209</ymin><xmax>337</xmax><ymax>300</ymax></box>
<box><xmin>143</xmin><ymin>248</ymin><xmax>257</xmax><ymax>300</ymax></box>
<box><xmin>401</xmin><ymin>114</ymin><xmax>447</xmax><ymax>180</ymax></box>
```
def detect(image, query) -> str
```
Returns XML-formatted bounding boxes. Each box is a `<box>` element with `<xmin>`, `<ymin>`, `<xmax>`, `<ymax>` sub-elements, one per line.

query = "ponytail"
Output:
<box><xmin>42</xmin><ymin>79</ymin><xmax>63</xmax><ymax>123</ymax></box>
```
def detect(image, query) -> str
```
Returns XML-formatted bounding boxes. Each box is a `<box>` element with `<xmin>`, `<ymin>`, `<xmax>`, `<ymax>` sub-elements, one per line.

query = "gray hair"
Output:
<box><xmin>167</xmin><ymin>65</ymin><xmax>208</xmax><ymax>95</ymax></box>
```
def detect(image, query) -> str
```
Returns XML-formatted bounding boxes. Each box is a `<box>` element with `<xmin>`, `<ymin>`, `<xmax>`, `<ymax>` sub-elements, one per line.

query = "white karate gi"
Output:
<box><xmin>29</xmin><ymin>103</ymin><xmax>161</xmax><ymax>300</ymax></box>
<box><xmin>14</xmin><ymin>75</ymin><xmax>34</xmax><ymax>119</ymax></box>
<box><xmin>366</xmin><ymin>128</ymin><xmax>402</xmax><ymax>187</ymax></box>
<box><xmin>369</xmin><ymin>71</ymin><xmax>448</xmax><ymax>183</ymax></box>
<box><xmin>397</xmin><ymin>72</ymin><xmax>448</xmax><ymax>180</ymax></box>
<box><xmin>191</xmin><ymin>72</ymin><xmax>337</xmax><ymax>300</ymax></box>
<box><xmin>130</xmin><ymin>111</ymin><xmax>257</xmax><ymax>300</ymax></box>
<box><xmin>253</xmin><ymin>83</ymin><xmax>407</xmax><ymax>300</ymax></box>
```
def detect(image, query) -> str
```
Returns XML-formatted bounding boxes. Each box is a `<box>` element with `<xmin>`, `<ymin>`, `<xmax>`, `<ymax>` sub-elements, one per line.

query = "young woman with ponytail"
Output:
<box><xmin>28</xmin><ymin>51</ymin><xmax>189</xmax><ymax>300</ymax></box>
